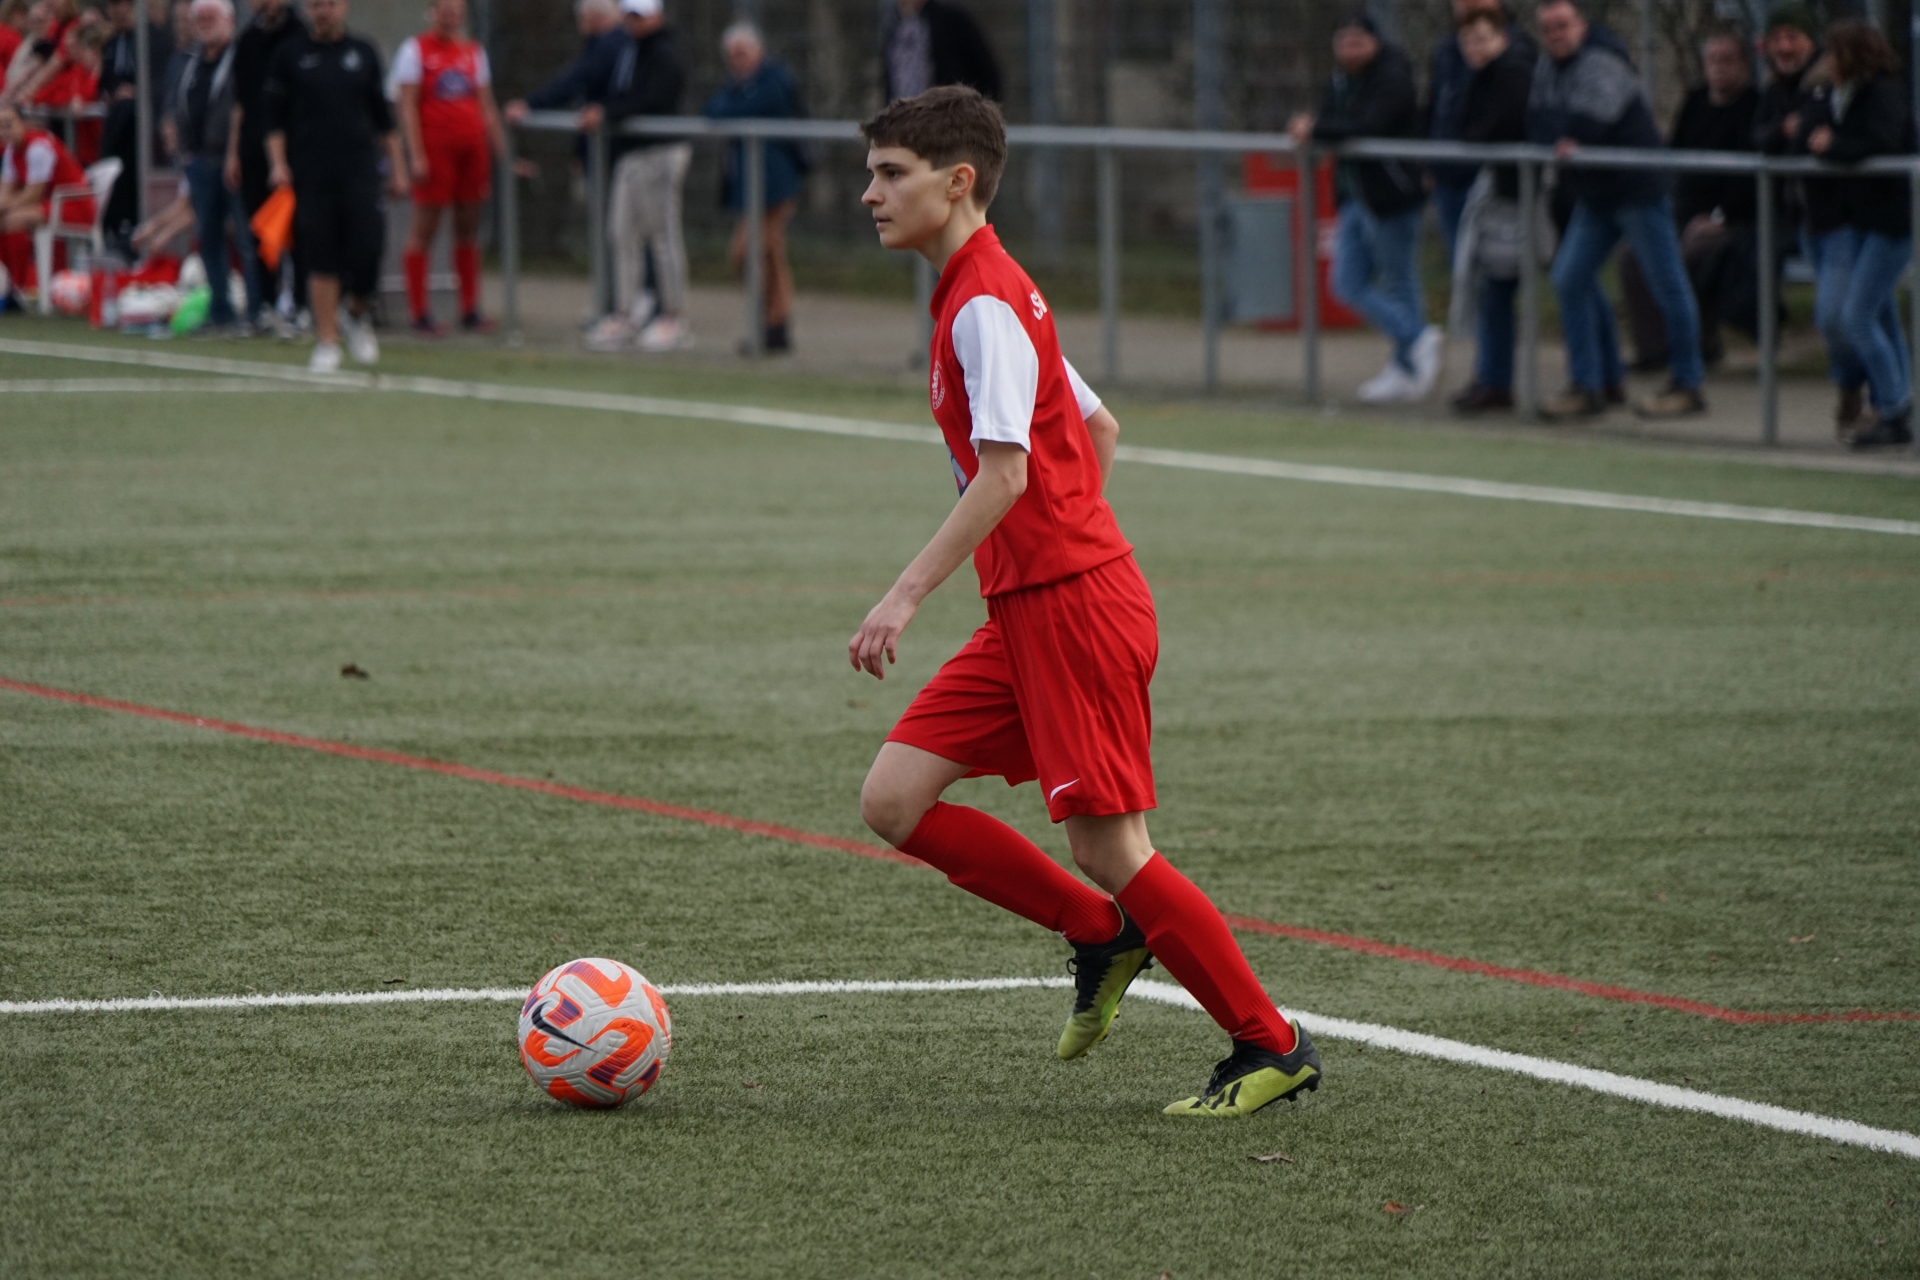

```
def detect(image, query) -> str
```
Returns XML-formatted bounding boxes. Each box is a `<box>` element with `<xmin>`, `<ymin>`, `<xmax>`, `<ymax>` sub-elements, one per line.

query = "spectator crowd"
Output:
<box><xmin>0</xmin><ymin>0</ymin><xmax>1915</xmax><ymax>448</ymax></box>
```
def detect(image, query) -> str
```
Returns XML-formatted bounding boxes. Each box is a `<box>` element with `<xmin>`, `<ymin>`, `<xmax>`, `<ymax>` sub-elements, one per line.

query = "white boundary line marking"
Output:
<box><xmin>3</xmin><ymin>975</ymin><xmax>1914</xmax><ymax>1159</ymax></box>
<box><xmin>4</xmin><ymin>337</ymin><xmax>1915</xmax><ymax>538</ymax></box>
<box><xmin>0</xmin><ymin>377</ymin><xmax>349</xmax><ymax>394</ymax></box>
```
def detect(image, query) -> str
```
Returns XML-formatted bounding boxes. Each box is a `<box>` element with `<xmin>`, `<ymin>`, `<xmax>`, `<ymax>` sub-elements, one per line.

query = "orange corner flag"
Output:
<box><xmin>250</xmin><ymin>187</ymin><xmax>295</xmax><ymax>271</ymax></box>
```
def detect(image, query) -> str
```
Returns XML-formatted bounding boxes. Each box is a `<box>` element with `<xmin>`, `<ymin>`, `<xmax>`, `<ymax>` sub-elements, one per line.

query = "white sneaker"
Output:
<box><xmin>1358</xmin><ymin>360</ymin><xmax>1414</xmax><ymax>403</ymax></box>
<box><xmin>344</xmin><ymin>312</ymin><xmax>380</xmax><ymax>365</ymax></box>
<box><xmin>308</xmin><ymin>341</ymin><xmax>342</xmax><ymax>374</ymax></box>
<box><xmin>584</xmin><ymin>314</ymin><xmax>634</xmax><ymax>352</ymax></box>
<box><xmin>636</xmin><ymin>314</ymin><xmax>693</xmax><ymax>352</ymax></box>
<box><xmin>1407</xmin><ymin>325</ymin><xmax>1444</xmax><ymax>399</ymax></box>
<box><xmin>628</xmin><ymin>289</ymin><xmax>658</xmax><ymax>330</ymax></box>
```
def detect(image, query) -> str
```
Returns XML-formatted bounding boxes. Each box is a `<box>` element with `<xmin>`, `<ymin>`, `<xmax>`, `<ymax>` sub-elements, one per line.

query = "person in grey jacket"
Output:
<box><xmin>170</xmin><ymin>0</ymin><xmax>241</xmax><ymax>332</ymax></box>
<box><xmin>1530</xmin><ymin>0</ymin><xmax>1704</xmax><ymax>420</ymax></box>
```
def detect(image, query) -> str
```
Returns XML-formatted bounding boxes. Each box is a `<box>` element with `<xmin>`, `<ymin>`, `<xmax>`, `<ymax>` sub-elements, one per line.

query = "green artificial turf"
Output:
<box><xmin>2</xmin><ymin>328</ymin><xmax>1917</xmax><ymax>1277</ymax></box>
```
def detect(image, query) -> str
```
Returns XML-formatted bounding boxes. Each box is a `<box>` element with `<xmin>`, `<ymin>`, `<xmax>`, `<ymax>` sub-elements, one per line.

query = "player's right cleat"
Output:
<box><xmin>1057</xmin><ymin>907</ymin><xmax>1152</xmax><ymax>1060</ymax></box>
<box><xmin>412</xmin><ymin>314</ymin><xmax>446</xmax><ymax>337</ymax></box>
<box><xmin>308</xmin><ymin>341</ymin><xmax>342</xmax><ymax>374</ymax></box>
<box><xmin>1162</xmin><ymin>1026</ymin><xmax>1322</xmax><ymax>1117</ymax></box>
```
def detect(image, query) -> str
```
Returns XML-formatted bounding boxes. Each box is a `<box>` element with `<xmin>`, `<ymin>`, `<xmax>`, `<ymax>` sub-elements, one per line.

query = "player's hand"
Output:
<box><xmin>504</xmin><ymin>99</ymin><xmax>529</xmax><ymax>124</ymax></box>
<box><xmin>848</xmin><ymin>591</ymin><xmax>917</xmax><ymax>680</ymax></box>
<box><xmin>1781</xmin><ymin>112</ymin><xmax>1801</xmax><ymax>139</ymax></box>
<box><xmin>1554</xmin><ymin>138</ymin><xmax>1579</xmax><ymax>161</ymax></box>
<box><xmin>1808</xmin><ymin>125</ymin><xmax>1833</xmax><ymax>156</ymax></box>
<box><xmin>411</xmin><ymin>153</ymin><xmax>430</xmax><ymax>182</ymax></box>
<box><xmin>1286</xmin><ymin>113</ymin><xmax>1314</xmax><ymax>144</ymax></box>
<box><xmin>577</xmin><ymin>103</ymin><xmax>604</xmax><ymax>133</ymax></box>
<box><xmin>388</xmin><ymin>166</ymin><xmax>410</xmax><ymax>199</ymax></box>
<box><xmin>223</xmin><ymin>153</ymin><xmax>241</xmax><ymax>192</ymax></box>
<box><xmin>268</xmin><ymin>158</ymin><xmax>292</xmax><ymax>189</ymax></box>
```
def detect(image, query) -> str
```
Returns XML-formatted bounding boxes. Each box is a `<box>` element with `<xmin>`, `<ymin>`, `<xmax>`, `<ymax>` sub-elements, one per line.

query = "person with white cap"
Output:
<box><xmin>577</xmin><ymin>0</ymin><xmax>688</xmax><ymax>353</ymax></box>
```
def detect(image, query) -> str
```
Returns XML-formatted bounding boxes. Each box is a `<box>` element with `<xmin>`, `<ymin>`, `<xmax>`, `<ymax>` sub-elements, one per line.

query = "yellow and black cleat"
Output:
<box><xmin>1163</xmin><ymin>1025</ymin><xmax>1322</xmax><ymax>1116</ymax></box>
<box><xmin>1056</xmin><ymin>908</ymin><xmax>1154</xmax><ymax>1060</ymax></box>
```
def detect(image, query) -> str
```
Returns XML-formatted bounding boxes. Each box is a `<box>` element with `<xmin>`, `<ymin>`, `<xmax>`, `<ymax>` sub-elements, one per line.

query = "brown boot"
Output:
<box><xmin>1836</xmin><ymin>387</ymin><xmax>1865</xmax><ymax>442</ymax></box>
<box><xmin>1541</xmin><ymin>387</ymin><xmax>1607</xmax><ymax>421</ymax></box>
<box><xmin>1634</xmin><ymin>382</ymin><xmax>1708</xmax><ymax>419</ymax></box>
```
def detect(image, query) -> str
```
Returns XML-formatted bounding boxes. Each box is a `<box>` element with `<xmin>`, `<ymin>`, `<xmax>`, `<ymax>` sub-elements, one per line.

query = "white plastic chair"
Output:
<box><xmin>34</xmin><ymin>156</ymin><xmax>121</xmax><ymax>315</ymax></box>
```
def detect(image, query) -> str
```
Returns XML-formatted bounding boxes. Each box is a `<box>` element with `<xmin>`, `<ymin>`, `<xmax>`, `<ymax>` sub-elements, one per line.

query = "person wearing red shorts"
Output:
<box><xmin>0</xmin><ymin>99</ymin><xmax>91</xmax><ymax>301</ymax></box>
<box><xmin>849</xmin><ymin>86</ymin><xmax>1323</xmax><ymax>1117</ymax></box>
<box><xmin>392</xmin><ymin>0</ymin><xmax>503</xmax><ymax>333</ymax></box>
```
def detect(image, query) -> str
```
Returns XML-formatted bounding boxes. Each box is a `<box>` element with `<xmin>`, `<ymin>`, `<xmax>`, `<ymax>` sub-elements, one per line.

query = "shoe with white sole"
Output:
<box><xmin>1358</xmin><ymin>361</ymin><xmax>1416</xmax><ymax>404</ymax></box>
<box><xmin>1407</xmin><ymin>325</ymin><xmax>1444</xmax><ymax>399</ymax></box>
<box><xmin>637</xmin><ymin>314</ymin><xmax>694</xmax><ymax>352</ymax></box>
<box><xmin>584</xmin><ymin>315</ymin><xmax>634</xmax><ymax>352</ymax></box>
<box><xmin>308</xmin><ymin>341</ymin><xmax>342</xmax><ymax>374</ymax></box>
<box><xmin>343</xmin><ymin>312</ymin><xmax>379</xmax><ymax>365</ymax></box>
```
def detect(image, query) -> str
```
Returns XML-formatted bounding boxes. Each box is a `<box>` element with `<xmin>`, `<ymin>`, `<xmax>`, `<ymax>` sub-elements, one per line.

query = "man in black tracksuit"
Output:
<box><xmin>1288</xmin><ymin>12</ymin><xmax>1438</xmax><ymax>404</ymax></box>
<box><xmin>263</xmin><ymin>0</ymin><xmax>406</xmax><ymax>372</ymax></box>
<box><xmin>227</xmin><ymin>0</ymin><xmax>304</xmax><ymax>326</ymax></box>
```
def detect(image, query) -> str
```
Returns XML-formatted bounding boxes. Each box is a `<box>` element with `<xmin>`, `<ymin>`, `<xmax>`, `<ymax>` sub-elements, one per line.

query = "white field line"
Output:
<box><xmin>0</xmin><ymin>377</ymin><xmax>348</xmax><ymax>394</ymax></box>
<box><xmin>3</xmin><ymin>974</ymin><xmax>1914</xmax><ymax>1160</ymax></box>
<box><xmin>3</xmin><ymin>336</ymin><xmax>1915</xmax><ymax>539</ymax></box>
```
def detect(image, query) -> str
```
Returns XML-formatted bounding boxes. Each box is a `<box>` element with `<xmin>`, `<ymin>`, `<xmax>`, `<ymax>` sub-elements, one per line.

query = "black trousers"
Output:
<box><xmin>240</xmin><ymin>137</ymin><xmax>308</xmax><ymax>311</ymax></box>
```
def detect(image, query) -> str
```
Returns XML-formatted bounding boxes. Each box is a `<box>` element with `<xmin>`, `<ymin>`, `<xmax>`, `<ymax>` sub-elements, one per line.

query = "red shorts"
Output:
<box><xmin>414</xmin><ymin>133</ymin><xmax>491</xmax><ymax>206</ymax></box>
<box><xmin>888</xmin><ymin>554</ymin><xmax>1158</xmax><ymax>822</ymax></box>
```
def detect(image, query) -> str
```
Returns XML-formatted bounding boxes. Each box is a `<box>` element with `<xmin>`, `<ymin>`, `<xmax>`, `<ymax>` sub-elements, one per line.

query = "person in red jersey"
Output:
<box><xmin>849</xmin><ymin>85</ymin><xmax>1323</xmax><ymax>1117</ymax></box>
<box><xmin>392</xmin><ymin>0</ymin><xmax>502</xmax><ymax>333</ymax></box>
<box><xmin>0</xmin><ymin>97</ymin><xmax>89</xmax><ymax>299</ymax></box>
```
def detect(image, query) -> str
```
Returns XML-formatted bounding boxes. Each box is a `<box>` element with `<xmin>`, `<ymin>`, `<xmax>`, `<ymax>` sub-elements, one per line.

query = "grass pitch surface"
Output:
<box><xmin>2</xmin><ymin>327</ymin><xmax>1918</xmax><ymax>1277</ymax></box>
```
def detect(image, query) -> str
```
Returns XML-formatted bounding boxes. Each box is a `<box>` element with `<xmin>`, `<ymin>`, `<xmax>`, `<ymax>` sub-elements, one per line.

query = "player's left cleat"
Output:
<box><xmin>1057</xmin><ymin>906</ymin><xmax>1152</xmax><ymax>1060</ymax></box>
<box><xmin>1162</xmin><ymin>1025</ymin><xmax>1321</xmax><ymax>1117</ymax></box>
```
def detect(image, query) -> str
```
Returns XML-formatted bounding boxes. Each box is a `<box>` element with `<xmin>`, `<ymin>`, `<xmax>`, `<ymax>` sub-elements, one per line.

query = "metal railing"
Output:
<box><xmin>503</xmin><ymin>111</ymin><xmax>1920</xmax><ymax>445</ymax></box>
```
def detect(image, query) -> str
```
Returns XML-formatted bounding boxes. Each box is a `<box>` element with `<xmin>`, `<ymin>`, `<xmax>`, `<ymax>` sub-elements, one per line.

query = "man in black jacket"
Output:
<box><xmin>578</xmin><ymin>0</ymin><xmax>687</xmax><ymax>352</ymax></box>
<box><xmin>881</xmin><ymin>0</ymin><xmax>999</xmax><ymax>103</ymax></box>
<box><xmin>1619</xmin><ymin>29</ymin><xmax>1759</xmax><ymax>371</ymax></box>
<box><xmin>227</xmin><ymin>0</ymin><xmax>304</xmax><ymax>328</ymax></box>
<box><xmin>1531</xmin><ymin>0</ymin><xmax>1704</xmax><ymax>420</ymax></box>
<box><xmin>96</xmin><ymin>0</ymin><xmax>172</xmax><ymax>252</ymax></box>
<box><xmin>1289</xmin><ymin>12</ymin><xmax>1439</xmax><ymax>403</ymax></box>
<box><xmin>1428</xmin><ymin>0</ymin><xmax>1535</xmax><ymax>260</ymax></box>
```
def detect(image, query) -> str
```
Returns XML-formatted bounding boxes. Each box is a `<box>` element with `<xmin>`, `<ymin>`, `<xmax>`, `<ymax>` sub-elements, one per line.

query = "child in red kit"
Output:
<box><xmin>393</xmin><ymin>0</ymin><xmax>503</xmax><ymax>333</ymax></box>
<box><xmin>849</xmin><ymin>86</ymin><xmax>1322</xmax><ymax>1116</ymax></box>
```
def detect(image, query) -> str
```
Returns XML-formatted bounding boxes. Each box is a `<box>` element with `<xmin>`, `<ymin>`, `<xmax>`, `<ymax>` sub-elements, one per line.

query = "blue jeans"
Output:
<box><xmin>184</xmin><ymin>157</ymin><xmax>237</xmax><ymax>326</ymax></box>
<box><xmin>1553</xmin><ymin>198</ymin><xmax>1703</xmax><ymax>392</ymax></box>
<box><xmin>1809</xmin><ymin>226</ymin><xmax>1913</xmax><ymax>415</ymax></box>
<box><xmin>1332</xmin><ymin>201</ymin><xmax>1426</xmax><ymax>370</ymax></box>
<box><xmin>1476</xmin><ymin>274</ymin><xmax>1518</xmax><ymax>391</ymax></box>
<box><xmin>1432</xmin><ymin>182</ymin><xmax>1472</xmax><ymax>265</ymax></box>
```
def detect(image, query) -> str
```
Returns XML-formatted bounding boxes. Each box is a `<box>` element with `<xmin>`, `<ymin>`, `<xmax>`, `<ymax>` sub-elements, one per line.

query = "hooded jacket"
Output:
<box><xmin>1795</xmin><ymin>69</ymin><xmax>1916</xmax><ymax>238</ymax></box>
<box><xmin>1458</xmin><ymin>38</ymin><xmax>1535</xmax><ymax>200</ymax></box>
<box><xmin>1527</xmin><ymin>24</ymin><xmax>1667</xmax><ymax>208</ymax></box>
<box><xmin>1311</xmin><ymin>41</ymin><xmax>1424</xmax><ymax>217</ymax></box>
<box><xmin>1428</xmin><ymin>21</ymin><xmax>1537</xmax><ymax>190</ymax></box>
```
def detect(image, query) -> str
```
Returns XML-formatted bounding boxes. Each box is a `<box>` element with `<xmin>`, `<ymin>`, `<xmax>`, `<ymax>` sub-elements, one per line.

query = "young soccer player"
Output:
<box><xmin>392</xmin><ymin>0</ymin><xmax>504</xmax><ymax>334</ymax></box>
<box><xmin>849</xmin><ymin>86</ymin><xmax>1322</xmax><ymax>1116</ymax></box>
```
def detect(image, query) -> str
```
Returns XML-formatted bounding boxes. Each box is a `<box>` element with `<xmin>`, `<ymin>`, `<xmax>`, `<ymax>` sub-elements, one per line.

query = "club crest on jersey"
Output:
<box><xmin>929</xmin><ymin>359</ymin><xmax>946</xmax><ymax>410</ymax></box>
<box><xmin>433</xmin><ymin>68</ymin><xmax>474</xmax><ymax>100</ymax></box>
<box><xmin>343</xmin><ymin>49</ymin><xmax>362</xmax><ymax>71</ymax></box>
<box><xmin>1030</xmin><ymin>290</ymin><xmax>1048</xmax><ymax>320</ymax></box>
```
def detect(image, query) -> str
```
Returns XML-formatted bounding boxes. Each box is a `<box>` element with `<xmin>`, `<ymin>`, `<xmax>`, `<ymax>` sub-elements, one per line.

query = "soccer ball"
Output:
<box><xmin>518</xmin><ymin>957</ymin><xmax>672</xmax><ymax>1108</ymax></box>
<box><xmin>49</xmin><ymin>269</ymin><xmax>90</xmax><ymax>316</ymax></box>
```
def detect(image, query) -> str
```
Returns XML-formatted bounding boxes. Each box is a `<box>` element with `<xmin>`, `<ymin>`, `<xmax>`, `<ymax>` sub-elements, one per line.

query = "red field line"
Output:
<box><xmin>7</xmin><ymin>675</ymin><xmax>1915</xmax><ymax>1027</ymax></box>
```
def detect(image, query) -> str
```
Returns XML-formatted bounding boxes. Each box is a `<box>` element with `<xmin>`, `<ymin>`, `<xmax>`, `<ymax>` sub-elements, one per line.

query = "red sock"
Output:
<box><xmin>900</xmin><ymin>802</ymin><xmax>1118</xmax><ymax>945</ymax></box>
<box><xmin>403</xmin><ymin>247</ymin><xmax>428</xmax><ymax>321</ymax></box>
<box><xmin>1116</xmin><ymin>852</ymin><xmax>1296</xmax><ymax>1054</ymax></box>
<box><xmin>0</xmin><ymin>229</ymin><xmax>36</xmax><ymax>293</ymax></box>
<box><xmin>453</xmin><ymin>241</ymin><xmax>480</xmax><ymax>316</ymax></box>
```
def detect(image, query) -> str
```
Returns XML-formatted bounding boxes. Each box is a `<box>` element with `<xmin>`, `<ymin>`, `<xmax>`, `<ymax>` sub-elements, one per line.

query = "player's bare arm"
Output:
<box><xmin>847</xmin><ymin>440</ymin><xmax>1026</xmax><ymax>680</ymax></box>
<box><xmin>398</xmin><ymin>81</ymin><xmax>428</xmax><ymax>179</ymax></box>
<box><xmin>1086</xmin><ymin>404</ymin><xmax>1118</xmax><ymax>491</ymax></box>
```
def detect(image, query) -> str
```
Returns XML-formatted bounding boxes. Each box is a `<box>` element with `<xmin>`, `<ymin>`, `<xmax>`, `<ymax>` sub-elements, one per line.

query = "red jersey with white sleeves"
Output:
<box><xmin>391</xmin><ymin>32</ymin><xmax>489</xmax><ymax>145</ymax></box>
<box><xmin>930</xmin><ymin>225</ymin><xmax>1132</xmax><ymax>597</ymax></box>
<box><xmin>1</xmin><ymin>129</ymin><xmax>86</xmax><ymax>213</ymax></box>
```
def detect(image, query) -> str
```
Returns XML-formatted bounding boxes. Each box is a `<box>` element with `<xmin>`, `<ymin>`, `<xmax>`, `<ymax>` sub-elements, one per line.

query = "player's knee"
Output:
<box><xmin>859</xmin><ymin>776</ymin><xmax>926</xmax><ymax>848</ymax></box>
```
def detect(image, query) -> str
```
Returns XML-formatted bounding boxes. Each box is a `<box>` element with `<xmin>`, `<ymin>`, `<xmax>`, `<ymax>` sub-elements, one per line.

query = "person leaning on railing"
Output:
<box><xmin>1287</xmin><ymin>10</ymin><xmax>1441</xmax><ymax>406</ymax></box>
<box><xmin>1530</xmin><ymin>0</ymin><xmax>1706</xmax><ymax>421</ymax></box>
<box><xmin>704</xmin><ymin>18</ymin><xmax>805</xmax><ymax>354</ymax></box>
<box><xmin>1793</xmin><ymin>20</ymin><xmax>1918</xmax><ymax>452</ymax></box>
<box><xmin>169</xmin><ymin>0</ymin><xmax>240</xmax><ymax>334</ymax></box>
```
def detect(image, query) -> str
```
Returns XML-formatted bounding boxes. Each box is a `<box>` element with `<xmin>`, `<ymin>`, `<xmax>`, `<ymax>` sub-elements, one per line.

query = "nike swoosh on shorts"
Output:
<box><xmin>1048</xmin><ymin>779</ymin><xmax>1080</xmax><ymax>801</ymax></box>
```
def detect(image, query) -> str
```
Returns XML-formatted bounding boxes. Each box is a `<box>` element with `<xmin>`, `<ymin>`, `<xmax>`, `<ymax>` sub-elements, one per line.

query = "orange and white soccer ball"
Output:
<box><xmin>49</xmin><ymin>269</ymin><xmax>90</xmax><ymax>316</ymax></box>
<box><xmin>518</xmin><ymin>957</ymin><xmax>672</xmax><ymax>1108</ymax></box>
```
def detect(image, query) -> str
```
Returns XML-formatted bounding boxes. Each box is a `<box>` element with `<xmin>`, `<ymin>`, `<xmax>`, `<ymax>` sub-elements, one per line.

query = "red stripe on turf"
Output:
<box><xmin>8</xmin><ymin>676</ymin><xmax>1914</xmax><ymax>1027</ymax></box>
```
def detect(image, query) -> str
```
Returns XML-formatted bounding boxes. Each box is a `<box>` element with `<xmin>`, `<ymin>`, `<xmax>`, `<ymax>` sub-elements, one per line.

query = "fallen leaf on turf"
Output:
<box><xmin>743</xmin><ymin>1081</ymin><xmax>762</xmax><ymax>1089</ymax></box>
<box><xmin>340</xmin><ymin>663</ymin><xmax>370</xmax><ymax>679</ymax></box>
<box><xmin>1250</xmin><ymin>1152</ymin><xmax>1294</xmax><ymax>1164</ymax></box>
<box><xmin>1383</xmin><ymin>1202</ymin><xmax>1421</xmax><ymax>1217</ymax></box>
<box><xmin>1790</xmin><ymin>934</ymin><xmax>1816</xmax><ymax>944</ymax></box>
<box><xmin>382</xmin><ymin>977</ymin><xmax>404</xmax><ymax>985</ymax></box>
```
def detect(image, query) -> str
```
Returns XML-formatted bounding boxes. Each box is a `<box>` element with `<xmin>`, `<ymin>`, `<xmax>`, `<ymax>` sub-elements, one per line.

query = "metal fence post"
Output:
<box><xmin>742</xmin><ymin>133</ymin><xmax>765</xmax><ymax>358</ymax></box>
<box><xmin>502</xmin><ymin>123</ymin><xmax>521</xmax><ymax>344</ymax></box>
<box><xmin>1911</xmin><ymin>168</ymin><xmax>1920</xmax><ymax>414</ymax></box>
<box><xmin>1757</xmin><ymin>167</ymin><xmax>1777</xmax><ymax>446</ymax></box>
<box><xmin>1300</xmin><ymin>145</ymin><xmax>1320</xmax><ymax>404</ymax></box>
<box><xmin>1097</xmin><ymin>146</ymin><xmax>1120</xmax><ymax>384</ymax></box>
<box><xmin>912</xmin><ymin>253</ymin><xmax>935</xmax><ymax>367</ymax></box>
<box><xmin>1518</xmin><ymin>159</ymin><xmax>1540</xmax><ymax>417</ymax></box>
<box><xmin>588</xmin><ymin>123</ymin><xmax>611</xmax><ymax>318</ymax></box>
<box><xmin>1199</xmin><ymin>152</ymin><xmax>1223</xmax><ymax>393</ymax></box>
<box><xmin>133</xmin><ymin>16</ymin><xmax>151</xmax><ymax>223</ymax></box>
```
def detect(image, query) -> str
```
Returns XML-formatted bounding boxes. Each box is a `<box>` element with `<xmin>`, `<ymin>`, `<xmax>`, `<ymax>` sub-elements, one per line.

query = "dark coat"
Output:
<box><xmin>1311</xmin><ymin>42</ymin><xmax>1424</xmax><ymax>217</ymax></box>
<box><xmin>881</xmin><ymin>0</ymin><xmax>1001</xmax><ymax>102</ymax></box>
<box><xmin>1458</xmin><ymin>40</ymin><xmax>1534</xmax><ymax>200</ymax></box>
<box><xmin>1669</xmin><ymin>84</ymin><xmax>1759</xmax><ymax>226</ymax></box>
<box><xmin>1528</xmin><ymin>24</ymin><xmax>1667</xmax><ymax>208</ymax></box>
<box><xmin>523</xmin><ymin>26</ymin><xmax>627</xmax><ymax>109</ymax></box>
<box><xmin>1797</xmin><ymin>71</ymin><xmax>1916</xmax><ymax>239</ymax></box>
<box><xmin>1753</xmin><ymin>55</ymin><xmax>1816</xmax><ymax>228</ymax></box>
<box><xmin>602</xmin><ymin>27</ymin><xmax>686</xmax><ymax>159</ymax></box>
<box><xmin>704</xmin><ymin>59</ymin><xmax>807</xmax><ymax>212</ymax></box>
<box><xmin>1428</xmin><ymin>23</ymin><xmax>1536</xmax><ymax>190</ymax></box>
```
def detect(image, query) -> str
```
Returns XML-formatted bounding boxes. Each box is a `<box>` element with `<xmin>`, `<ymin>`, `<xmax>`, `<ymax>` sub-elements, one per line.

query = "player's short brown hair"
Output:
<box><xmin>861</xmin><ymin>85</ymin><xmax>1008</xmax><ymax>208</ymax></box>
